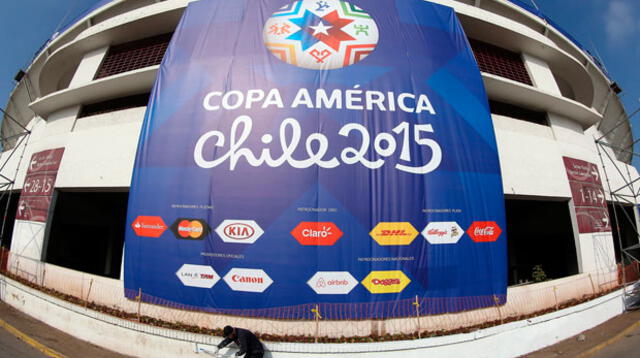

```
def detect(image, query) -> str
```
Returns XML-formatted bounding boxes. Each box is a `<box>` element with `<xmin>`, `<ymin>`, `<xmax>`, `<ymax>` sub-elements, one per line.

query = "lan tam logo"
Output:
<box><xmin>263</xmin><ymin>0</ymin><xmax>379</xmax><ymax>70</ymax></box>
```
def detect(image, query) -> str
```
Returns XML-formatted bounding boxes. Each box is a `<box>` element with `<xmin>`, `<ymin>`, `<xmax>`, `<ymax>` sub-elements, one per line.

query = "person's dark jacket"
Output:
<box><xmin>217</xmin><ymin>328</ymin><xmax>264</xmax><ymax>356</ymax></box>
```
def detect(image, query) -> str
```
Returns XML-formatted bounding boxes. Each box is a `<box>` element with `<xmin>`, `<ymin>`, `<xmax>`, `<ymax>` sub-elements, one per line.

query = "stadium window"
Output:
<box><xmin>43</xmin><ymin>191</ymin><xmax>128</xmax><ymax>279</ymax></box>
<box><xmin>505</xmin><ymin>198</ymin><xmax>579</xmax><ymax>286</ymax></box>
<box><xmin>489</xmin><ymin>100</ymin><xmax>548</xmax><ymax>125</ymax></box>
<box><xmin>469</xmin><ymin>39</ymin><xmax>533</xmax><ymax>86</ymax></box>
<box><xmin>608</xmin><ymin>203</ymin><xmax>638</xmax><ymax>265</ymax></box>
<box><xmin>78</xmin><ymin>93</ymin><xmax>151</xmax><ymax>118</ymax></box>
<box><xmin>94</xmin><ymin>33</ymin><xmax>172</xmax><ymax>80</ymax></box>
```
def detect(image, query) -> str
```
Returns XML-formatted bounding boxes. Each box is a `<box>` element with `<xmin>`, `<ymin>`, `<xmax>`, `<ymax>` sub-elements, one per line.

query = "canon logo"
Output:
<box><xmin>224</xmin><ymin>223</ymin><xmax>255</xmax><ymax>239</ymax></box>
<box><xmin>372</xmin><ymin>278</ymin><xmax>401</xmax><ymax>286</ymax></box>
<box><xmin>232</xmin><ymin>274</ymin><xmax>264</xmax><ymax>283</ymax></box>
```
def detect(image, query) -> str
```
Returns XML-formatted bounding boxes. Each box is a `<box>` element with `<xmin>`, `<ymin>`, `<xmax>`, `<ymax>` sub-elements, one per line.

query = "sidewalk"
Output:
<box><xmin>0</xmin><ymin>301</ymin><xmax>131</xmax><ymax>358</ymax></box>
<box><xmin>523</xmin><ymin>308</ymin><xmax>640</xmax><ymax>357</ymax></box>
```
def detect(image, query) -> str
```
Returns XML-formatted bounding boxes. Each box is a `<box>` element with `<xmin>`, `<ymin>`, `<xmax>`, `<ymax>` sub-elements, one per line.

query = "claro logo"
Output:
<box><xmin>362</xmin><ymin>271</ymin><xmax>410</xmax><ymax>294</ymax></box>
<box><xmin>215</xmin><ymin>220</ymin><xmax>264</xmax><ymax>244</ymax></box>
<box><xmin>291</xmin><ymin>222</ymin><xmax>343</xmax><ymax>246</ymax></box>
<box><xmin>370</xmin><ymin>222</ymin><xmax>418</xmax><ymax>245</ymax></box>
<box><xmin>223</xmin><ymin>268</ymin><xmax>273</xmax><ymax>292</ymax></box>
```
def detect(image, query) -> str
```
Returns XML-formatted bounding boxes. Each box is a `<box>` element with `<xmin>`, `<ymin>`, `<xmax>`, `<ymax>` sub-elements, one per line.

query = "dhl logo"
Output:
<box><xmin>361</xmin><ymin>270</ymin><xmax>411</xmax><ymax>294</ymax></box>
<box><xmin>369</xmin><ymin>222</ymin><xmax>418</xmax><ymax>245</ymax></box>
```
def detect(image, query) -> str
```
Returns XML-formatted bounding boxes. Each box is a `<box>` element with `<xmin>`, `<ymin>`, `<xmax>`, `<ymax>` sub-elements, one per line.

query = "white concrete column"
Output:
<box><xmin>522</xmin><ymin>53</ymin><xmax>562</xmax><ymax>96</ymax></box>
<box><xmin>68</xmin><ymin>46</ymin><xmax>109</xmax><ymax>88</ymax></box>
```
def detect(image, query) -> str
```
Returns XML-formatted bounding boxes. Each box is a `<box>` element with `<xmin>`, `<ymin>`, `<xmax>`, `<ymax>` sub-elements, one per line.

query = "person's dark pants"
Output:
<box><xmin>246</xmin><ymin>352</ymin><xmax>264</xmax><ymax>358</ymax></box>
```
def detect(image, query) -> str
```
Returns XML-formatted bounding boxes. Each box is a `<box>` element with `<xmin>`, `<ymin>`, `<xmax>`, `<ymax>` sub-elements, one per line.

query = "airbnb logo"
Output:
<box><xmin>307</xmin><ymin>271</ymin><xmax>358</xmax><ymax>295</ymax></box>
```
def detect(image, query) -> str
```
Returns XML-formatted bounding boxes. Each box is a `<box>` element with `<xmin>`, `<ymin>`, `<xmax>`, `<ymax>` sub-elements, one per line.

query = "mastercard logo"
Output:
<box><xmin>170</xmin><ymin>218</ymin><xmax>210</xmax><ymax>240</ymax></box>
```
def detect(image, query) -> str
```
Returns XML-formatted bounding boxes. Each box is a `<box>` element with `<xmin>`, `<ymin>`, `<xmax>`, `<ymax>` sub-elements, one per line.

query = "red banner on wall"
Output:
<box><xmin>563</xmin><ymin>156</ymin><xmax>611</xmax><ymax>233</ymax></box>
<box><xmin>16</xmin><ymin>148</ymin><xmax>65</xmax><ymax>223</ymax></box>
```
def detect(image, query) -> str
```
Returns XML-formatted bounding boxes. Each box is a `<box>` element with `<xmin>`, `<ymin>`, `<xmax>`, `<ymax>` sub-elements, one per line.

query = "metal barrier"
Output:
<box><xmin>0</xmin><ymin>248</ymin><xmax>620</xmax><ymax>341</ymax></box>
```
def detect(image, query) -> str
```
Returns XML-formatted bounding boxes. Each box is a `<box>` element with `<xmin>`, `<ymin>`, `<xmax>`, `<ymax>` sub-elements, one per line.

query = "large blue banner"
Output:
<box><xmin>125</xmin><ymin>0</ymin><xmax>507</xmax><ymax>319</ymax></box>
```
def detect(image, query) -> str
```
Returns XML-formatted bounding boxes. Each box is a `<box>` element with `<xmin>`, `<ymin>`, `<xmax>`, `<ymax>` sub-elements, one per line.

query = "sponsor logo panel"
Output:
<box><xmin>170</xmin><ymin>218</ymin><xmax>210</xmax><ymax>240</ymax></box>
<box><xmin>215</xmin><ymin>220</ymin><xmax>264</xmax><ymax>244</ymax></box>
<box><xmin>176</xmin><ymin>264</ymin><xmax>220</xmax><ymax>288</ymax></box>
<box><xmin>291</xmin><ymin>222</ymin><xmax>343</xmax><ymax>246</ymax></box>
<box><xmin>223</xmin><ymin>268</ymin><xmax>274</xmax><ymax>292</ymax></box>
<box><xmin>307</xmin><ymin>271</ymin><xmax>358</xmax><ymax>294</ymax></box>
<box><xmin>361</xmin><ymin>270</ymin><xmax>410</xmax><ymax>294</ymax></box>
<box><xmin>369</xmin><ymin>222</ymin><xmax>418</xmax><ymax>245</ymax></box>
<box><xmin>132</xmin><ymin>216</ymin><xmax>167</xmax><ymax>238</ymax></box>
<box><xmin>467</xmin><ymin>221</ymin><xmax>502</xmax><ymax>242</ymax></box>
<box><xmin>422</xmin><ymin>221</ymin><xmax>463</xmax><ymax>244</ymax></box>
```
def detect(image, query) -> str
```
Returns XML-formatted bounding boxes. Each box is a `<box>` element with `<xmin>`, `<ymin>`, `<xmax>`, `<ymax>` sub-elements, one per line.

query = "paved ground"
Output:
<box><xmin>0</xmin><ymin>302</ymin><xmax>130</xmax><ymax>358</ymax></box>
<box><xmin>0</xmin><ymin>325</ymin><xmax>48</xmax><ymax>358</ymax></box>
<box><xmin>2</xmin><ymin>297</ymin><xmax>640</xmax><ymax>358</ymax></box>
<box><xmin>523</xmin><ymin>308</ymin><xmax>640</xmax><ymax>357</ymax></box>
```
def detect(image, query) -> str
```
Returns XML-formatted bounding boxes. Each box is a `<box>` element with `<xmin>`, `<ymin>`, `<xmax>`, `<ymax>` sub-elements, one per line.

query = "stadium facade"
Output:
<box><xmin>0</xmin><ymin>0</ymin><xmax>638</xmax><ymax>352</ymax></box>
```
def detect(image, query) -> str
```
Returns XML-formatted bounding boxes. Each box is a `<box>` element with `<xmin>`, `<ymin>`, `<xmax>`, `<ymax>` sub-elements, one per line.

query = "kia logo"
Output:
<box><xmin>224</xmin><ymin>223</ymin><xmax>255</xmax><ymax>240</ymax></box>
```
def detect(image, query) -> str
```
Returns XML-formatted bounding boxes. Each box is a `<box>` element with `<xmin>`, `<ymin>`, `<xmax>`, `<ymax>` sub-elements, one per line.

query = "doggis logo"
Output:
<box><xmin>292</xmin><ymin>222</ymin><xmax>343</xmax><ymax>245</ymax></box>
<box><xmin>170</xmin><ymin>218</ymin><xmax>210</xmax><ymax>240</ymax></box>
<box><xmin>370</xmin><ymin>222</ymin><xmax>418</xmax><ymax>245</ymax></box>
<box><xmin>467</xmin><ymin>221</ymin><xmax>502</xmax><ymax>242</ymax></box>
<box><xmin>215</xmin><ymin>220</ymin><xmax>264</xmax><ymax>244</ymax></box>
<box><xmin>362</xmin><ymin>271</ymin><xmax>410</xmax><ymax>294</ymax></box>
<box><xmin>132</xmin><ymin>216</ymin><xmax>167</xmax><ymax>238</ymax></box>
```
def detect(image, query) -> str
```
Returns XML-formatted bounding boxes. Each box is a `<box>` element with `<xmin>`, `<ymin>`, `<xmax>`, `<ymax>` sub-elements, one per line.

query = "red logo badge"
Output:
<box><xmin>467</xmin><ymin>221</ymin><xmax>502</xmax><ymax>242</ymax></box>
<box><xmin>291</xmin><ymin>222</ymin><xmax>343</xmax><ymax>246</ymax></box>
<box><xmin>132</xmin><ymin>216</ymin><xmax>167</xmax><ymax>238</ymax></box>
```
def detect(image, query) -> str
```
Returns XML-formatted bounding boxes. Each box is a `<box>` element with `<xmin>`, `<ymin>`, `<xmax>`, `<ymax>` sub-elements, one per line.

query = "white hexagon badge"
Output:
<box><xmin>215</xmin><ymin>220</ymin><xmax>264</xmax><ymax>244</ymax></box>
<box><xmin>176</xmin><ymin>264</ymin><xmax>220</xmax><ymax>288</ymax></box>
<box><xmin>307</xmin><ymin>271</ymin><xmax>358</xmax><ymax>295</ymax></box>
<box><xmin>223</xmin><ymin>268</ymin><xmax>273</xmax><ymax>293</ymax></box>
<box><xmin>422</xmin><ymin>222</ymin><xmax>464</xmax><ymax>244</ymax></box>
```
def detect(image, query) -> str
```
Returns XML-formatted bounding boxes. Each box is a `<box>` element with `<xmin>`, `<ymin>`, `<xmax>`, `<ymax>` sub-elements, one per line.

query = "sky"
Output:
<box><xmin>0</xmin><ymin>0</ymin><xmax>638</xmax><ymax>156</ymax></box>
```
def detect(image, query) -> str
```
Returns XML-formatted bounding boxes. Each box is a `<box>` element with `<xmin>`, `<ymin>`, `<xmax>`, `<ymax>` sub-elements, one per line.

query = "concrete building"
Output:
<box><xmin>0</xmin><ymin>0</ymin><xmax>638</xmax><ymax>356</ymax></box>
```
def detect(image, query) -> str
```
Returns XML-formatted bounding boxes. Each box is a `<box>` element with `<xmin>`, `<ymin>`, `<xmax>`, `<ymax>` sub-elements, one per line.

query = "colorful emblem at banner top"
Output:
<box><xmin>263</xmin><ymin>0</ymin><xmax>379</xmax><ymax>70</ymax></box>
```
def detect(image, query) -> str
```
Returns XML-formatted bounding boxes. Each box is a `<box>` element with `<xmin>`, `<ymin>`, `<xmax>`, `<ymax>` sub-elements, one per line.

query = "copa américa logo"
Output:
<box><xmin>263</xmin><ymin>0</ymin><xmax>379</xmax><ymax>70</ymax></box>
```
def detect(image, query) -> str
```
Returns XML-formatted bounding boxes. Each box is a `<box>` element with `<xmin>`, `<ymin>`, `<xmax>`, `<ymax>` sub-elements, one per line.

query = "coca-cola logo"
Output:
<box><xmin>372</xmin><ymin>278</ymin><xmax>401</xmax><ymax>286</ymax></box>
<box><xmin>467</xmin><ymin>221</ymin><xmax>502</xmax><ymax>243</ymax></box>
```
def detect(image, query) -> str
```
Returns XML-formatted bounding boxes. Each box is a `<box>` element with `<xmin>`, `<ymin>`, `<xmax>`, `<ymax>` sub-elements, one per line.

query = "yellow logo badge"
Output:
<box><xmin>361</xmin><ymin>270</ymin><xmax>411</xmax><ymax>294</ymax></box>
<box><xmin>369</xmin><ymin>222</ymin><xmax>418</xmax><ymax>246</ymax></box>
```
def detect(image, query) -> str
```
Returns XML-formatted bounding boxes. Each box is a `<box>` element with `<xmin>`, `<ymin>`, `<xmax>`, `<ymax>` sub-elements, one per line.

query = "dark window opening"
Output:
<box><xmin>44</xmin><ymin>191</ymin><xmax>128</xmax><ymax>279</ymax></box>
<box><xmin>95</xmin><ymin>33</ymin><xmax>172</xmax><ymax>80</ymax></box>
<box><xmin>489</xmin><ymin>100</ymin><xmax>548</xmax><ymax>125</ymax></box>
<box><xmin>78</xmin><ymin>93</ymin><xmax>150</xmax><ymax>118</ymax></box>
<box><xmin>0</xmin><ymin>191</ymin><xmax>20</xmax><ymax>249</ymax></box>
<box><xmin>506</xmin><ymin>198</ymin><xmax>579</xmax><ymax>285</ymax></box>
<box><xmin>608</xmin><ymin>203</ymin><xmax>638</xmax><ymax>264</ymax></box>
<box><xmin>469</xmin><ymin>39</ymin><xmax>533</xmax><ymax>85</ymax></box>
